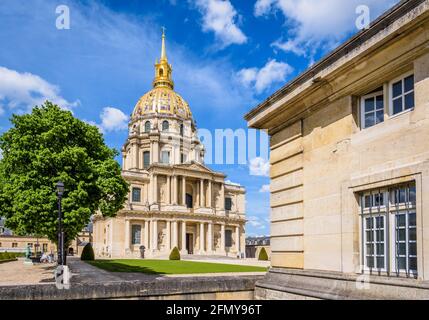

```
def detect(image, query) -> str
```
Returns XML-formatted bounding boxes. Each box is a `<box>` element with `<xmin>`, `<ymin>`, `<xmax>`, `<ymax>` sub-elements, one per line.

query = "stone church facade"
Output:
<box><xmin>93</xmin><ymin>32</ymin><xmax>246</xmax><ymax>259</ymax></box>
<box><xmin>246</xmin><ymin>0</ymin><xmax>429</xmax><ymax>299</ymax></box>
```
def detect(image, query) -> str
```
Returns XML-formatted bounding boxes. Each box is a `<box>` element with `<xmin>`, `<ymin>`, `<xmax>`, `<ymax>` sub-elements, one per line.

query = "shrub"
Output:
<box><xmin>258</xmin><ymin>247</ymin><xmax>269</xmax><ymax>261</ymax></box>
<box><xmin>169</xmin><ymin>247</ymin><xmax>180</xmax><ymax>261</ymax></box>
<box><xmin>81</xmin><ymin>243</ymin><xmax>95</xmax><ymax>261</ymax></box>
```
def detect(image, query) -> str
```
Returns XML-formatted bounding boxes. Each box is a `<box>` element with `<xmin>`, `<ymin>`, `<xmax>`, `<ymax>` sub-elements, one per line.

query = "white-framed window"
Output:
<box><xmin>360</xmin><ymin>184</ymin><xmax>417</xmax><ymax>278</ymax></box>
<box><xmin>361</xmin><ymin>90</ymin><xmax>384</xmax><ymax>129</ymax></box>
<box><xmin>161</xmin><ymin>151</ymin><xmax>170</xmax><ymax>164</ymax></box>
<box><xmin>389</xmin><ymin>72</ymin><xmax>415</xmax><ymax>116</ymax></box>
<box><xmin>131</xmin><ymin>225</ymin><xmax>141</xmax><ymax>245</ymax></box>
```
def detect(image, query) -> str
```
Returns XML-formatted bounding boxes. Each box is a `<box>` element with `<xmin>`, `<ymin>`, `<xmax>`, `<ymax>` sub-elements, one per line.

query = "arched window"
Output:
<box><xmin>180</xmin><ymin>124</ymin><xmax>184</xmax><ymax>137</ymax></box>
<box><xmin>159</xmin><ymin>68</ymin><xmax>164</xmax><ymax>77</ymax></box>
<box><xmin>144</xmin><ymin>121</ymin><xmax>151</xmax><ymax>133</ymax></box>
<box><xmin>162</xmin><ymin>120</ymin><xmax>169</xmax><ymax>131</ymax></box>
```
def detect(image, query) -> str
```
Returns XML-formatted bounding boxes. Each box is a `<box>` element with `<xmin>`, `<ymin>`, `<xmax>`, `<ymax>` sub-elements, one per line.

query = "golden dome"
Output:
<box><xmin>132</xmin><ymin>29</ymin><xmax>192</xmax><ymax>121</ymax></box>
<box><xmin>132</xmin><ymin>86</ymin><xmax>192</xmax><ymax>120</ymax></box>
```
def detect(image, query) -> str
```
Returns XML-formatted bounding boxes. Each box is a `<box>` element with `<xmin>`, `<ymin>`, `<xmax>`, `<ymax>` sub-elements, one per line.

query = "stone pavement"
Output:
<box><xmin>0</xmin><ymin>259</ymin><xmax>56</xmax><ymax>286</ymax></box>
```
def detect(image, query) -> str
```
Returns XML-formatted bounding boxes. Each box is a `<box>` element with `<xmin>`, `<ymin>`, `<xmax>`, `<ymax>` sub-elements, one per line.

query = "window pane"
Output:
<box><xmin>397</xmin><ymin>257</ymin><xmax>406</xmax><ymax>270</ymax></box>
<box><xmin>365</xmin><ymin>114</ymin><xmax>375</xmax><ymax>128</ymax></box>
<box><xmin>392</xmin><ymin>81</ymin><xmax>402</xmax><ymax>98</ymax></box>
<box><xmin>393</xmin><ymin>98</ymin><xmax>402</xmax><ymax>115</ymax></box>
<box><xmin>143</xmin><ymin>152</ymin><xmax>150</xmax><ymax>169</ymax></box>
<box><xmin>366</xmin><ymin>244</ymin><xmax>374</xmax><ymax>255</ymax></box>
<box><xmin>409</xmin><ymin>228</ymin><xmax>416</xmax><ymax>241</ymax></box>
<box><xmin>376</xmin><ymin>243</ymin><xmax>384</xmax><ymax>255</ymax></box>
<box><xmin>409</xmin><ymin>213</ymin><xmax>416</xmax><ymax>227</ymax></box>
<box><xmin>376</xmin><ymin>216</ymin><xmax>384</xmax><ymax>228</ymax></box>
<box><xmin>397</xmin><ymin>243</ymin><xmax>406</xmax><ymax>255</ymax></box>
<box><xmin>409</xmin><ymin>258</ymin><xmax>417</xmax><ymax>271</ymax></box>
<box><xmin>409</xmin><ymin>186</ymin><xmax>416</xmax><ymax>205</ymax></box>
<box><xmin>376</xmin><ymin>257</ymin><xmax>385</xmax><ymax>269</ymax></box>
<box><xmin>409</xmin><ymin>242</ymin><xmax>417</xmax><ymax>256</ymax></box>
<box><xmin>404</xmin><ymin>75</ymin><xmax>414</xmax><ymax>92</ymax></box>
<box><xmin>131</xmin><ymin>225</ymin><xmax>141</xmax><ymax>245</ymax></box>
<box><xmin>365</xmin><ymin>98</ymin><xmax>375</xmax><ymax>112</ymax></box>
<box><xmin>399</xmin><ymin>188</ymin><xmax>406</xmax><ymax>203</ymax></box>
<box><xmin>396</xmin><ymin>214</ymin><xmax>405</xmax><ymax>227</ymax></box>
<box><xmin>376</xmin><ymin>95</ymin><xmax>384</xmax><ymax>109</ymax></box>
<box><xmin>366</xmin><ymin>231</ymin><xmax>374</xmax><ymax>242</ymax></box>
<box><xmin>397</xmin><ymin>228</ymin><xmax>406</xmax><ymax>241</ymax></box>
<box><xmin>404</xmin><ymin>92</ymin><xmax>414</xmax><ymax>111</ymax></box>
<box><xmin>366</xmin><ymin>257</ymin><xmax>374</xmax><ymax>268</ymax></box>
<box><xmin>364</xmin><ymin>196</ymin><xmax>371</xmax><ymax>208</ymax></box>
<box><xmin>365</xmin><ymin>218</ymin><xmax>373</xmax><ymax>229</ymax></box>
<box><xmin>132</xmin><ymin>188</ymin><xmax>141</xmax><ymax>202</ymax></box>
<box><xmin>376</xmin><ymin>230</ymin><xmax>384</xmax><ymax>242</ymax></box>
<box><xmin>376</xmin><ymin>110</ymin><xmax>384</xmax><ymax>124</ymax></box>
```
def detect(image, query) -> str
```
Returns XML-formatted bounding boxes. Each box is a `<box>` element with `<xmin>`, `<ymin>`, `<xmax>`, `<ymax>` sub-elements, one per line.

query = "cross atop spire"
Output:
<box><xmin>153</xmin><ymin>27</ymin><xmax>174</xmax><ymax>89</ymax></box>
<box><xmin>161</xmin><ymin>27</ymin><xmax>167</xmax><ymax>61</ymax></box>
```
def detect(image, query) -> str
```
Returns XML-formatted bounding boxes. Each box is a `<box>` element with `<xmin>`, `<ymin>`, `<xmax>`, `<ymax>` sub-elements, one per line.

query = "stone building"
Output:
<box><xmin>93</xmin><ymin>31</ymin><xmax>246</xmax><ymax>259</ymax></box>
<box><xmin>245</xmin><ymin>0</ymin><xmax>429</xmax><ymax>299</ymax></box>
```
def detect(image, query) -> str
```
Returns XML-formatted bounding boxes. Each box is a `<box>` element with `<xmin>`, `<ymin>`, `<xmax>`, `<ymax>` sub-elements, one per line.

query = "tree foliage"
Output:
<box><xmin>81</xmin><ymin>243</ymin><xmax>95</xmax><ymax>261</ymax></box>
<box><xmin>169</xmin><ymin>247</ymin><xmax>181</xmax><ymax>260</ymax></box>
<box><xmin>258</xmin><ymin>247</ymin><xmax>269</xmax><ymax>261</ymax></box>
<box><xmin>0</xmin><ymin>102</ymin><xmax>129</xmax><ymax>245</ymax></box>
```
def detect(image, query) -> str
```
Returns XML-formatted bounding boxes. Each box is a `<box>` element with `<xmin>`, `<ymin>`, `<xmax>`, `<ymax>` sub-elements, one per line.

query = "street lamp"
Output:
<box><xmin>56</xmin><ymin>181</ymin><xmax>65</xmax><ymax>266</ymax></box>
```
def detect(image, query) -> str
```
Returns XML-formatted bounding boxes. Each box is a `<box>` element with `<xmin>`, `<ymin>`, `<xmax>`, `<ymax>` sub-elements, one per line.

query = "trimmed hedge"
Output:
<box><xmin>81</xmin><ymin>243</ymin><xmax>95</xmax><ymax>261</ymax></box>
<box><xmin>258</xmin><ymin>247</ymin><xmax>269</xmax><ymax>261</ymax></box>
<box><xmin>169</xmin><ymin>247</ymin><xmax>181</xmax><ymax>261</ymax></box>
<box><xmin>0</xmin><ymin>252</ymin><xmax>24</xmax><ymax>261</ymax></box>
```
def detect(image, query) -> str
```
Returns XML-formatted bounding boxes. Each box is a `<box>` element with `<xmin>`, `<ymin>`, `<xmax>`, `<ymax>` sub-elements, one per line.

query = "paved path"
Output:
<box><xmin>0</xmin><ymin>259</ymin><xmax>55</xmax><ymax>286</ymax></box>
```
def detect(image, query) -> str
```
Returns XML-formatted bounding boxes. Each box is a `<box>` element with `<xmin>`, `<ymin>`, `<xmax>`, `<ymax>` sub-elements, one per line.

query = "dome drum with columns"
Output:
<box><xmin>93</xmin><ymin>30</ymin><xmax>246</xmax><ymax>259</ymax></box>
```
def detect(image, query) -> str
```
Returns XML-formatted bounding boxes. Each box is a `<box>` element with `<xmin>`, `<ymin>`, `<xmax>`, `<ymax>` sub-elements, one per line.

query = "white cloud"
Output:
<box><xmin>255</xmin><ymin>0</ymin><xmax>399</xmax><ymax>58</ymax></box>
<box><xmin>0</xmin><ymin>66</ymin><xmax>79</xmax><ymax>112</ymax></box>
<box><xmin>247</xmin><ymin>216</ymin><xmax>266</xmax><ymax>230</ymax></box>
<box><xmin>249</xmin><ymin>157</ymin><xmax>270</xmax><ymax>177</ymax></box>
<box><xmin>193</xmin><ymin>0</ymin><xmax>247</xmax><ymax>47</ymax></box>
<box><xmin>0</xmin><ymin>104</ymin><xmax>4</xmax><ymax>116</ymax></box>
<box><xmin>259</xmin><ymin>184</ymin><xmax>270</xmax><ymax>193</ymax></box>
<box><xmin>100</xmin><ymin>107</ymin><xmax>129</xmax><ymax>132</ymax></box>
<box><xmin>237</xmin><ymin>59</ymin><xmax>293</xmax><ymax>93</ymax></box>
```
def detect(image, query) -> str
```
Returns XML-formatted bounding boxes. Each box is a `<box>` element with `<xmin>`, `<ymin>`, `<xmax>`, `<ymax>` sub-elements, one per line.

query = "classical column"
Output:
<box><xmin>172</xmin><ymin>175</ymin><xmax>178</xmax><ymax>205</ymax></box>
<box><xmin>235</xmin><ymin>225</ymin><xmax>240</xmax><ymax>254</ymax></box>
<box><xmin>207</xmin><ymin>222</ymin><xmax>213</xmax><ymax>254</ymax></box>
<box><xmin>144</xmin><ymin>220</ymin><xmax>149</xmax><ymax>250</ymax></box>
<box><xmin>173</xmin><ymin>220</ymin><xmax>178</xmax><ymax>248</ymax></box>
<box><xmin>167</xmin><ymin>176</ymin><xmax>171</xmax><ymax>204</ymax></box>
<box><xmin>152</xmin><ymin>220</ymin><xmax>158</xmax><ymax>252</ymax></box>
<box><xmin>182</xmin><ymin>176</ymin><xmax>186</xmax><ymax>205</ymax></box>
<box><xmin>181</xmin><ymin>221</ymin><xmax>187</xmax><ymax>253</ymax></box>
<box><xmin>125</xmin><ymin>220</ymin><xmax>130</xmax><ymax>251</ymax></box>
<box><xmin>207</xmin><ymin>180</ymin><xmax>212</xmax><ymax>208</ymax></box>
<box><xmin>220</xmin><ymin>183</ymin><xmax>225</xmax><ymax>210</ymax></box>
<box><xmin>166</xmin><ymin>221</ymin><xmax>171</xmax><ymax>252</ymax></box>
<box><xmin>148</xmin><ymin>175</ymin><xmax>153</xmax><ymax>204</ymax></box>
<box><xmin>199</xmin><ymin>222</ymin><xmax>205</xmax><ymax>254</ymax></box>
<box><xmin>220</xmin><ymin>224</ymin><xmax>225</xmax><ymax>254</ymax></box>
<box><xmin>200</xmin><ymin>180</ymin><xmax>205</xmax><ymax>207</ymax></box>
<box><xmin>149</xmin><ymin>220</ymin><xmax>153</xmax><ymax>250</ymax></box>
<box><xmin>153</xmin><ymin>174</ymin><xmax>158</xmax><ymax>203</ymax></box>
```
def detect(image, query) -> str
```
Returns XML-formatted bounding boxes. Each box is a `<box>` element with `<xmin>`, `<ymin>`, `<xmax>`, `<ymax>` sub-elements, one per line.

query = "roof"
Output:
<box><xmin>244</xmin><ymin>0</ymin><xmax>427</xmax><ymax>124</ymax></box>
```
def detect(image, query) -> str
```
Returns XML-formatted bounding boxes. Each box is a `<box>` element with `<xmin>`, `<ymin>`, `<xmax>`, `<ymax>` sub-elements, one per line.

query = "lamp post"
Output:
<box><xmin>56</xmin><ymin>181</ymin><xmax>65</xmax><ymax>266</ymax></box>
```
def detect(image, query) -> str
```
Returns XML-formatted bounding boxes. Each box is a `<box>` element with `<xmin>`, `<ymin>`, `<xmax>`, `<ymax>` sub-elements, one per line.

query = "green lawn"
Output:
<box><xmin>88</xmin><ymin>259</ymin><xmax>268</xmax><ymax>275</ymax></box>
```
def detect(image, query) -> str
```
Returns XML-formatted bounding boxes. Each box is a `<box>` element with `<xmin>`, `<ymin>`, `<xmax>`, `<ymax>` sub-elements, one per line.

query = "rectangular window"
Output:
<box><xmin>132</xmin><ymin>187</ymin><xmax>141</xmax><ymax>203</ymax></box>
<box><xmin>361</xmin><ymin>91</ymin><xmax>384</xmax><ymax>129</ymax></box>
<box><xmin>161</xmin><ymin>151</ymin><xmax>170</xmax><ymax>164</ymax></box>
<box><xmin>390</xmin><ymin>73</ymin><xmax>414</xmax><ymax>115</ymax></box>
<box><xmin>360</xmin><ymin>184</ymin><xmax>417</xmax><ymax>278</ymax></box>
<box><xmin>225</xmin><ymin>230</ymin><xmax>232</xmax><ymax>248</ymax></box>
<box><xmin>12</xmin><ymin>243</ymin><xmax>17</xmax><ymax>248</ymax></box>
<box><xmin>181</xmin><ymin>153</ymin><xmax>187</xmax><ymax>164</ymax></box>
<box><xmin>225</xmin><ymin>197</ymin><xmax>232</xmax><ymax>211</ymax></box>
<box><xmin>43</xmin><ymin>244</ymin><xmax>48</xmax><ymax>252</ymax></box>
<box><xmin>143</xmin><ymin>151</ymin><xmax>150</xmax><ymax>169</ymax></box>
<box><xmin>131</xmin><ymin>225</ymin><xmax>141</xmax><ymax>245</ymax></box>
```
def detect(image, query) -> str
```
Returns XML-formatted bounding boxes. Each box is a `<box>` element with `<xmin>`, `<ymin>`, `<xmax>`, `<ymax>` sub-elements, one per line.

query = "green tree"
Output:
<box><xmin>81</xmin><ymin>243</ymin><xmax>95</xmax><ymax>261</ymax></box>
<box><xmin>169</xmin><ymin>247</ymin><xmax>181</xmax><ymax>260</ymax></box>
<box><xmin>258</xmin><ymin>247</ymin><xmax>269</xmax><ymax>261</ymax></box>
<box><xmin>0</xmin><ymin>101</ymin><xmax>129</xmax><ymax>260</ymax></box>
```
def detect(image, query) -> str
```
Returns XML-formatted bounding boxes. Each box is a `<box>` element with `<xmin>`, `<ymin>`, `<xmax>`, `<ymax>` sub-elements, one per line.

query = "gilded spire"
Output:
<box><xmin>161</xmin><ymin>27</ymin><xmax>167</xmax><ymax>61</ymax></box>
<box><xmin>153</xmin><ymin>27</ymin><xmax>174</xmax><ymax>89</ymax></box>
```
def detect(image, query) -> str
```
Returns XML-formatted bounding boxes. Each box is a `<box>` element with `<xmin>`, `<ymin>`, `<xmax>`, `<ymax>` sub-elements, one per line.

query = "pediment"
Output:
<box><xmin>175</xmin><ymin>161</ymin><xmax>214</xmax><ymax>173</ymax></box>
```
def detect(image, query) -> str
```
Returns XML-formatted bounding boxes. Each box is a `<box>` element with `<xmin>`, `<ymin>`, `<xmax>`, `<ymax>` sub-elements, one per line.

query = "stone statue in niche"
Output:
<box><xmin>160</xmin><ymin>185</ymin><xmax>165</xmax><ymax>203</ymax></box>
<box><xmin>158</xmin><ymin>230</ymin><xmax>165</xmax><ymax>250</ymax></box>
<box><xmin>214</xmin><ymin>233</ymin><xmax>220</xmax><ymax>249</ymax></box>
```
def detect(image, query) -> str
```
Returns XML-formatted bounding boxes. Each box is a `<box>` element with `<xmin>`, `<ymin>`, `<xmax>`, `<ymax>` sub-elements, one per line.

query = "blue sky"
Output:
<box><xmin>0</xmin><ymin>0</ymin><xmax>399</xmax><ymax>236</ymax></box>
